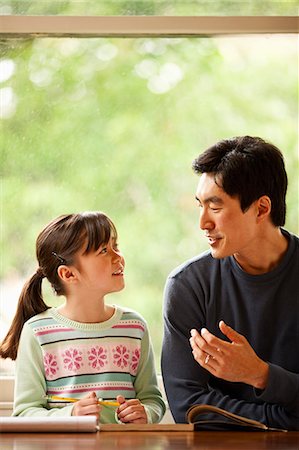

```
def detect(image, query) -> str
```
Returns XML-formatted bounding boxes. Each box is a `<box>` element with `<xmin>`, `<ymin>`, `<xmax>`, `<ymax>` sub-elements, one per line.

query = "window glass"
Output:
<box><xmin>0</xmin><ymin>0</ymin><xmax>298</xmax><ymax>16</ymax></box>
<box><xmin>0</xmin><ymin>34</ymin><xmax>298</xmax><ymax>376</ymax></box>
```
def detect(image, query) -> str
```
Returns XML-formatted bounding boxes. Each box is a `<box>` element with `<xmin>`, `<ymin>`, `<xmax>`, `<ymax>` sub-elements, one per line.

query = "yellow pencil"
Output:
<box><xmin>46</xmin><ymin>395</ymin><xmax>119</xmax><ymax>406</ymax></box>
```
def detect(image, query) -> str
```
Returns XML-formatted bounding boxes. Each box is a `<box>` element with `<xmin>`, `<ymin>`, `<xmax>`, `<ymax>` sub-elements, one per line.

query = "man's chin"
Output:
<box><xmin>211</xmin><ymin>251</ymin><xmax>222</xmax><ymax>259</ymax></box>
<box><xmin>210</xmin><ymin>246</ymin><xmax>227</xmax><ymax>259</ymax></box>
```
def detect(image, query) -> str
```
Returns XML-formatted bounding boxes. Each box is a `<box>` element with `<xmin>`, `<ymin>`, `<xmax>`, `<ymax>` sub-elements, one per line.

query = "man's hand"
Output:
<box><xmin>189</xmin><ymin>320</ymin><xmax>269</xmax><ymax>389</ymax></box>
<box><xmin>71</xmin><ymin>391</ymin><xmax>101</xmax><ymax>418</ymax></box>
<box><xmin>116</xmin><ymin>395</ymin><xmax>148</xmax><ymax>424</ymax></box>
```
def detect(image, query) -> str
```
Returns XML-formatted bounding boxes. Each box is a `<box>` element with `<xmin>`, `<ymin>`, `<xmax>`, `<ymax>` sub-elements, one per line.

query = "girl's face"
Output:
<box><xmin>75</xmin><ymin>237</ymin><xmax>125</xmax><ymax>296</ymax></box>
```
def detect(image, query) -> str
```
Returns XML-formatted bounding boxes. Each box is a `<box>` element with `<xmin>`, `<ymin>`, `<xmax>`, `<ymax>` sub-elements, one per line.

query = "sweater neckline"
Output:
<box><xmin>49</xmin><ymin>305</ymin><xmax>124</xmax><ymax>331</ymax></box>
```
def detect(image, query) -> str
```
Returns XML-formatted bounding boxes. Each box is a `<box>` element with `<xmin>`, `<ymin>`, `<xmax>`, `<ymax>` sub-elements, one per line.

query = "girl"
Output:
<box><xmin>0</xmin><ymin>211</ymin><xmax>165</xmax><ymax>423</ymax></box>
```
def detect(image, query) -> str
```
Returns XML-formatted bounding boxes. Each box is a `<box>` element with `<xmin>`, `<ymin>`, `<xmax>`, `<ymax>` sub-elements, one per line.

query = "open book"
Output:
<box><xmin>186</xmin><ymin>404</ymin><xmax>287</xmax><ymax>432</ymax></box>
<box><xmin>101</xmin><ymin>405</ymin><xmax>287</xmax><ymax>432</ymax></box>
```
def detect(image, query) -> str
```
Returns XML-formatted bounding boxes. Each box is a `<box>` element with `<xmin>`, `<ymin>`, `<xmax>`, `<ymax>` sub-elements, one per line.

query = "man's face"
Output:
<box><xmin>195</xmin><ymin>173</ymin><xmax>258</xmax><ymax>260</ymax></box>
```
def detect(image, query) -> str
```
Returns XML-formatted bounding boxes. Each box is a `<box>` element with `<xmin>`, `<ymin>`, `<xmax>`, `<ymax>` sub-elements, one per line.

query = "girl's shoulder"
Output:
<box><xmin>115</xmin><ymin>305</ymin><xmax>148</xmax><ymax>328</ymax></box>
<box><xmin>26</xmin><ymin>308</ymin><xmax>54</xmax><ymax>325</ymax></box>
<box><xmin>22</xmin><ymin>309</ymin><xmax>56</xmax><ymax>339</ymax></box>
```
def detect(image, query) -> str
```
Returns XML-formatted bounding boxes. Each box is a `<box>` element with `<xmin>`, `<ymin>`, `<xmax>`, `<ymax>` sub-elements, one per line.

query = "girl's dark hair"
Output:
<box><xmin>0</xmin><ymin>211</ymin><xmax>117</xmax><ymax>360</ymax></box>
<box><xmin>192</xmin><ymin>136</ymin><xmax>288</xmax><ymax>226</ymax></box>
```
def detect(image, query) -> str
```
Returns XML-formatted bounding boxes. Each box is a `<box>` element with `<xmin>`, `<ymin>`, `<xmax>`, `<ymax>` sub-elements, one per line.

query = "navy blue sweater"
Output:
<box><xmin>162</xmin><ymin>229</ymin><xmax>299</xmax><ymax>430</ymax></box>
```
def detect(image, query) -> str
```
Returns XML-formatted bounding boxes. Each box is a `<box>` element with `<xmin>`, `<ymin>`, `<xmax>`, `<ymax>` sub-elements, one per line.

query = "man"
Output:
<box><xmin>161</xmin><ymin>136</ymin><xmax>299</xmax><ymax>430</ymax></box>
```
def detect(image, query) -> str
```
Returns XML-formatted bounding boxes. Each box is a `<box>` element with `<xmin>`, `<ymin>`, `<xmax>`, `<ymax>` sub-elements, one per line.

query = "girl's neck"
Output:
<box><xmin>57</xmin><ymin>297</ymin><xmax>115</xmax><ymax>324</ymax></box>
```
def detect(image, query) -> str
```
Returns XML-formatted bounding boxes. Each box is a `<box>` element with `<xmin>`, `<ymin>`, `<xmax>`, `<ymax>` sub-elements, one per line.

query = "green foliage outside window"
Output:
<box><xmin>0</xmin><ymin>0</ymin><xmax>298</xmax><ymax>15</ymax></box>
<box><xmin>0</xmin><ymin>34</ymin><xmax>298</xmax><ymax>369</ymax></box>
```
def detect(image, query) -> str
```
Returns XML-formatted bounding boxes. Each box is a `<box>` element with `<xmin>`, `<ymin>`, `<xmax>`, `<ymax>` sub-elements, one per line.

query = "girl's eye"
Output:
<box><xmin>99</xmin><ymin>247</ymin><xmax>107</xmax><ymax>254</ymax></box>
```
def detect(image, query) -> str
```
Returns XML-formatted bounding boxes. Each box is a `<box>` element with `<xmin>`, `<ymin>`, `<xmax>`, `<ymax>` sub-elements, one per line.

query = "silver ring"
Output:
<box><xmin>204</xmin><ymin>354</ymin><xmax>210</xmax><ymax>365</ymax></box>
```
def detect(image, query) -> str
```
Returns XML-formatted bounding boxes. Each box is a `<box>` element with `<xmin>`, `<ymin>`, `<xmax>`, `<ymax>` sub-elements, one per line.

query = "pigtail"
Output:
<box><xmin>0</xmin><ymin>270</ymin><xmax>49</xmax><ymax>360</ymax></box>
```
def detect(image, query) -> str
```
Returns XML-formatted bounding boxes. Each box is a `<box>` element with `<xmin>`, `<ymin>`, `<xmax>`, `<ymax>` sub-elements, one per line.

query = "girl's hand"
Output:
<box><xmin>71</xmin><ymin>392</ymin><xmax>101</xmax><ymax>419</ymax></box>
<box><xmin>116</xmin><ymin>395</ymin><xmax>148</xmax><ymax>424</ymax></box>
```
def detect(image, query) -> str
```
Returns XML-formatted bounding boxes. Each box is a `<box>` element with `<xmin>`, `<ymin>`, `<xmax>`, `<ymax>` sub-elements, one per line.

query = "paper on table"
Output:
<box><xmin>0</xmin><ymin>416</ymin><xmax>98</xmax><ymax>433</ymax></box>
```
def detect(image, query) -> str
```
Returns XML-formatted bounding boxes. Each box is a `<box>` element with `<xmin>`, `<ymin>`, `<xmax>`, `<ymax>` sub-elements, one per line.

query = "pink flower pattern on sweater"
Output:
<box><xmin>43</xmin><ymin>344</ymin><xmax>141</xmax><ymax>380</ymax></box>
<box><xmin>88</xmin><ymin>346</ymin><xmax>108</xmax><ymax>369</ymax></box>
<box><xmin>62</xmin><ymin>348</ymin><xmax>83</xmax><ymax>371</ymax></box>
<box><xmin>131</xmin><ymin>348</ymin><xmax>141</xmax><ymax>374</ymax></box>
<box><xmin>44</xmin><ymin>353</ymin><xmax>58</xmax><ymax>378</ymax></box>
<box><xmin>112</xmin><ymin>345</ymin><xmax>130</xmax><ymax>369</ymax></box>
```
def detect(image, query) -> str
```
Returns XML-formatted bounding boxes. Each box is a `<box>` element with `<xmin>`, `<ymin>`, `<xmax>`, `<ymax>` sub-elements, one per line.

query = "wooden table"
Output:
<box><xmin>1</xmin><ymin>431</ymin><xmax>298</xmax><ymax>450</ymax></box>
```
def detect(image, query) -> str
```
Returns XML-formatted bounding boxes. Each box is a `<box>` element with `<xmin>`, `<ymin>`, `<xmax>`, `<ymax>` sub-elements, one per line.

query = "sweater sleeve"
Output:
<box><xmin>161</xmin><ymin>276</ymin><xmax>299</xmax><ymax>430</ymax></box>
<box><xmin>254</xmin><ymin>363</ymin><xmax>299</xmax><ymax>421</ymax></box>
<box><xmin>13</xmin><ymin>323</ymin><xmax>74</xmax><ymax>417</ymax></box>
<box><xmin>133</xmin><ymin>323</ymin><xmax>166</xmax><ymax>423</ymax></box>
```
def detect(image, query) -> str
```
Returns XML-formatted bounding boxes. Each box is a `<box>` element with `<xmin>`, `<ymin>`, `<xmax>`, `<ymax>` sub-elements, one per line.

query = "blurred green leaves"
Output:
<box><xmin>1</xmin><ymin>0</ymin><xmax>298</xmax><ymax>16</ymax></box>
<box><xmin>1</xmin><ymin>34</ymin><xmax>298</xmax><ymax>362</ymax></box>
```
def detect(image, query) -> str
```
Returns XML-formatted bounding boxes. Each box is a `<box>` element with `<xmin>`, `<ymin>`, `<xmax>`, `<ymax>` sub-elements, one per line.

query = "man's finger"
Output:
<box><xmin>219</xmin><ymin>320</ymin><xmax>243</xmax><ymax>343</ymax></box>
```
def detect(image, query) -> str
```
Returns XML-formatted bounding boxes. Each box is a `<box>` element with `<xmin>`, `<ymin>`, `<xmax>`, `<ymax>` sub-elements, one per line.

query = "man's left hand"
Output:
<box><xmin>189</xmin><ymin>320</ymin><xmax>269</xmax><ymax>389</ymax></box>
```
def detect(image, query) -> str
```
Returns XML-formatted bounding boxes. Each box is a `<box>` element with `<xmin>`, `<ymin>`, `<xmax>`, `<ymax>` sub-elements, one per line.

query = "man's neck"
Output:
<box><xmin>233</xmin><ymin>228</ymin><xmax>289</xmax><ymax>275</ymax></box>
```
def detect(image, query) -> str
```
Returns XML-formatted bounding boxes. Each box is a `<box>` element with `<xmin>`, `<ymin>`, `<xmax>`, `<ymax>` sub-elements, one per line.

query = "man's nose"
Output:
<box><xmin>199</xmin><ymin>209</ymin><xmax>213</xmax><ymax>230</ymax></box>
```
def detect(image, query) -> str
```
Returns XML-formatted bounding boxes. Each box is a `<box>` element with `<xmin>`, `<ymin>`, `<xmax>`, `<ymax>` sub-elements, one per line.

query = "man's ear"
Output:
<box><xmin>256</xmin><ymin>195</ymin><xmax>271</xmax><ymax>222</ymax></box>
<box><xmin>57</xmin><ymin>265</ymin><xmax>78</xmax><ymax>284</ymax></box>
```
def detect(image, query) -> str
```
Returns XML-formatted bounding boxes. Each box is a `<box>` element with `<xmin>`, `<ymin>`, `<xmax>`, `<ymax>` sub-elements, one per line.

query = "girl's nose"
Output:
<box><xmin>111</xmin><ymin>247</ymin><xmax>123</xmax><ymax>260</ymax></box>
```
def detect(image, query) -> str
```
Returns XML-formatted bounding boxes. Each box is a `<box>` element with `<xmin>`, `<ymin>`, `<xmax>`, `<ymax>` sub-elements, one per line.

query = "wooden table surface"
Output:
<box><xmin>1</xmin><ymin>431</ymin><xmax>299</xmax><ymax>450</ymax></box>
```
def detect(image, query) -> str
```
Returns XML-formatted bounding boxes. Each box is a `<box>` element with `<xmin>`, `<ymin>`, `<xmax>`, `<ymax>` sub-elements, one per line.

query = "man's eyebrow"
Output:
<box><xmin>195</xmin><ymin>195</ymin><xmax>224</xmax><ymax>205</ymax></box>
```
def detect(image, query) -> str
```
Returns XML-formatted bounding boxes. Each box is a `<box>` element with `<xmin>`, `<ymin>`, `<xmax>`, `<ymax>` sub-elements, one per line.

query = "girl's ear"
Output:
<box><xmin>57</xmin><ymin>265</ymin><xmax>78</xmax><ymax>284</ymax></box>
<box><xmin>256</xmin><ymin>195</ymin><xmax>271</xmax><ymax>222</ymax></box>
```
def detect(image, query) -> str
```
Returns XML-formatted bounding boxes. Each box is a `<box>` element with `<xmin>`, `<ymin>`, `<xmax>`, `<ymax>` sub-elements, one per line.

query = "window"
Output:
<box><xmin>0</xmin><ymin>4</ymin><xmax>298</xmax><ymax>409</ymax></box>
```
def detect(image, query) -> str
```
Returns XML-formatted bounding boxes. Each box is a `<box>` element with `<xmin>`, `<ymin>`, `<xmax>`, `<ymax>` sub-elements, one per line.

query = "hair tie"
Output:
<box><xmin>36</xmin><ymin>267</ymin><xmax>45</xmax><ymax>278</ymax></box>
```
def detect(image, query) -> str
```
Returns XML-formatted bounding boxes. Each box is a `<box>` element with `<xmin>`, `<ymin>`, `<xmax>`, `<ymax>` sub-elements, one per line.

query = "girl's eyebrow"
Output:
<box><xmin>195</xmin><ymin>195</ymin><xmax>224</xmax><ymax>205</ymax></box>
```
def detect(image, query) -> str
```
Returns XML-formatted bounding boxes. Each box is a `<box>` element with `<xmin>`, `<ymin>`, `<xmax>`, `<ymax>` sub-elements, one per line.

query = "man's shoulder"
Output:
<box><xmin>281</xmin><ymin>229</ymin><xmax>299</xmax><ymax>262</ymax></box>
<box><xmin>285</xmin><ymin>229</ymin><xmax>299</xmax><ymax>246</ymax></box>
<box><xmin>282</xmin><ymin>228</ymin><xmax>298</xmax><ymax>238</ymax></box>
<box><xmin>168</xmin><ymin>249</ymin><xmax>219</xmax><ymax>280</ymax></box>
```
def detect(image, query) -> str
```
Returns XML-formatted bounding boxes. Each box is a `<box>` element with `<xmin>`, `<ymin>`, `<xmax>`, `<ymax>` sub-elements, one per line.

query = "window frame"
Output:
<box><xmin>0</xmin><ymin>15</ymin><xmax>298</xmax><ymax>37</ymax></box>
<box><xmin>0</xmin><ymin>13</ymin><xmax>298</xmax><ymax>410</ymax></box>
